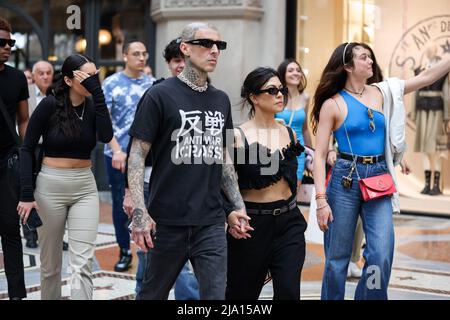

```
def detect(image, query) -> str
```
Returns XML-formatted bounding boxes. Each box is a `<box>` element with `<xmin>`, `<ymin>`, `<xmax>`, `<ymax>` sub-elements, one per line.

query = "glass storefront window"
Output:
<box><xmin>1</xmin><ymin>1</ymin><xmax>44</xmax><ymax>68</ymax></box>
<box><xmin>99</xmin><ymin>0</ymin><xmax>147</xmax><ymax>61</ymax></box>
<box><xmin>344</xmin><ymin>0</ymin><xmax>377</xmax><ymax>46</ymax></box>
<box><xmin>49</xmin><ymin>0</ymin><xmax>85</xmax><ymax>63</ymax></box>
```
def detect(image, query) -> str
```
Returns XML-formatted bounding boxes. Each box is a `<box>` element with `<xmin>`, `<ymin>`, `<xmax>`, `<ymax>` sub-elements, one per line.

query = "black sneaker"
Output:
<box><xmin>114</xmin><ymin>248</ymin><xmax>132</xmax><ymax>272</ymax></box>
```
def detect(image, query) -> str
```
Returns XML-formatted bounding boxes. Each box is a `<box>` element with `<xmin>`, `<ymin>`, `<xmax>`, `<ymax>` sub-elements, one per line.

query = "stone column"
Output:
<box><xmin>150</xmin><ymin>0</ymin><xmax>286</xmax><ymax>124</ymax></box>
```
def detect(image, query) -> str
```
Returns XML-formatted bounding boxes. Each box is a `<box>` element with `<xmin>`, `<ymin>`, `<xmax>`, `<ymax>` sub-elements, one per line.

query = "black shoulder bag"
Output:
<box><xmin>0</xmin><ymin>95</ymin><xmax>21</xmax><ymax>199</ymax></box>
<box><xmin>0</xmin><ymin>96</ymin><xmax>42</xmax><ymax>230</ymax></box>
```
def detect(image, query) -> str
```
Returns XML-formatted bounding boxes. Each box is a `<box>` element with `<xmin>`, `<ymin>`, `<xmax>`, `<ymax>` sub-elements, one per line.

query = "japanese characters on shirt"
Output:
<box><xmin>172</xmin><ymin>109</ymin><xmax>225</xmax><ymax>164</ymax></box>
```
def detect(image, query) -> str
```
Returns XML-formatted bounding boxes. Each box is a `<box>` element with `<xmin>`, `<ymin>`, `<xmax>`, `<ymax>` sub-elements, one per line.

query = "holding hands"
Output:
<box><xmin>227</xmin><ymin>208</ymin><xmax>254</xmax><ymax>240</ymax></box>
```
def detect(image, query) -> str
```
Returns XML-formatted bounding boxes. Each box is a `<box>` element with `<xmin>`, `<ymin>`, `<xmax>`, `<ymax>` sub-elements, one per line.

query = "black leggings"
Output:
<box><xmin>0</xmin><ymin>164</ymin><xmax>26</xmax><ymax>299</ymax></box>
<box><xmin>226</xmin><ymin>199</ymin><xmax>307</xmax><ymax>300</ymax></box>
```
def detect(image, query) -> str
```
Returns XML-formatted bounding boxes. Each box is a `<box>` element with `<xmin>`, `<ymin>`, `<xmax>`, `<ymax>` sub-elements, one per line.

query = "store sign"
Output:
<box><xmin>389</xmin><ymin>15</ymin><xmax>450</xmax><ymax>76</ymax></box>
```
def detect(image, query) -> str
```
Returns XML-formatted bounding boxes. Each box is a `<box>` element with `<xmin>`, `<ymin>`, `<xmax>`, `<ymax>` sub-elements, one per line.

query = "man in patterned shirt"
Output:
<box><xmin>103</xmin><ymin>40</ymin><xmax>153</xmax><ymax>272</ymax></box>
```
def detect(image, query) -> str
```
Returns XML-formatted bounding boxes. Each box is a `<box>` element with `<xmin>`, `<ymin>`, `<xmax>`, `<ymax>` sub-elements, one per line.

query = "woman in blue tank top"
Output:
<box><xmin>311</xmin><ymin>42</ymin><xmax>450</xmax><ymax>300</ymax></box>
<box><xmin>275</xmin><ymin>59</ymin><xmax>312</xmax><ymax>202</ymax></box>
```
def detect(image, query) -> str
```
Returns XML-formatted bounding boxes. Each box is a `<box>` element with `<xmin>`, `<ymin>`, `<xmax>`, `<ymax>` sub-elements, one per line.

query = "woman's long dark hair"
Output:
<box><xmin>277</xmin><ymin>58</ymin><xmax>307</xmax><ymax>94</ymax></box>
<box><xmin>241</xmin><ymin>67</ymin><xmax>283</xmax><ymax>118</ymax></box>
<box><xmin>310</xmin><ymin>42</ymin><xmax>382</xmax><ymax>134</ymax></box>
<box><xmin>46</xmin><ymin>54</ymin><xmax>92</xmax><ymax>141</ymax></box>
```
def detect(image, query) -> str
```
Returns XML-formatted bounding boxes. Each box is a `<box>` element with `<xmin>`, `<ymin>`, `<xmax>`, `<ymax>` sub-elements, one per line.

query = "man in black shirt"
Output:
<box><xmin>128</xmin><ymin>22</ymin><xmax>249</xmax><ymax>300</ymax></box>
<box><xmin>0</xmin><ymin>17</ymin><xmax>29</xmax><ymax>300</ymax></box>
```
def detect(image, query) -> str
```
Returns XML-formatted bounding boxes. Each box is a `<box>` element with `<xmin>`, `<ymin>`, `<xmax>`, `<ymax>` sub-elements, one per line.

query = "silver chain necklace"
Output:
<box><xmin>177</xmin><ymin>73</ymin><xmax>208</xmax><ymax>92</ymax></box>
<box><xmin>73</xmin><ymin>100</ymin><xmax>86</xmax><ymax>121</ymax></box>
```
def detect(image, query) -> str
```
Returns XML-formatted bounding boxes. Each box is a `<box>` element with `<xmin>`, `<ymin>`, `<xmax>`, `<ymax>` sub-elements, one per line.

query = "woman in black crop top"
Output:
<box><xmin>225</xmin><ymin>67</ymin><xmax>307</xmax><ymax>300</ymax></box>
<box><xmin>17</xmin><ymin>54</ymin><xmax>113</xmax><ymax>300</ymax></box>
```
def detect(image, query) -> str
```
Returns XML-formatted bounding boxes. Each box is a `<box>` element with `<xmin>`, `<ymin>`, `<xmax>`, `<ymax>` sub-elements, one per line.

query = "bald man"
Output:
<box><xmin>23</xmin><ymin>60</ymin><xmax>54</xmax><ymax>249</ymax></box>
<box><xmin>28</xmin><ymin>61</ymin><xmax>53</xmax><ymax>116</ymax></box>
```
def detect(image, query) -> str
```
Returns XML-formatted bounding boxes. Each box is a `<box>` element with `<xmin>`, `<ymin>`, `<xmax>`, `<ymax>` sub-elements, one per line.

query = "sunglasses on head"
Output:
<box><xmin>0</xmin><ymin>38</ymin><xmax>16</xmax><ymax>48</ymax></box>
<box><xmin>256</xmin><ymin>86</ymin><xmax>288</xmax><ymax>96</ymax></box>
<box><xmin>367</xmin><ymin>108</ymin><xmax>376</xmax><ymax>132</ymax></box>
<box><xmin>185</xmin><ymin>39</ymin><xmax>227</xmax><ymax>50</ymax></box>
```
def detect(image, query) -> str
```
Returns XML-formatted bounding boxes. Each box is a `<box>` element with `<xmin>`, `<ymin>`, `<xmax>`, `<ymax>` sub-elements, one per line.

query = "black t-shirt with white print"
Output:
<box><xmin>129</xmin><ymin>76</ymin><xmax>233</xmax><ymax>226</ymax></box>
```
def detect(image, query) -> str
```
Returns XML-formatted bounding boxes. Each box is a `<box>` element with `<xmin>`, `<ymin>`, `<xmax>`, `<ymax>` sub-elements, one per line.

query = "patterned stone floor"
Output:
<box><xmin>1</xmin><ymin>192</ymin><xmax>450</xmax><ymax>300</ymax></box>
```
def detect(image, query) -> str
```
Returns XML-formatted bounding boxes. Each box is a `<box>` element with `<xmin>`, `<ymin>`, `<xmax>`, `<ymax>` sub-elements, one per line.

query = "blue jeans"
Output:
<box><xmin>136</xmin><ymin>248</ymin><xmax>200</xmax><ymax>299</ymax></box>
<box><xmin>104</xmin><ymin>155</ymin><xmax>129</xmax><ymax>251</ymax></box>
<box><xmin>136</xmin><ymin>222</ymin><xmax>227</xmax><ymax>300</ymax></box>
<box><xmin>321</xmin><ymin>158</ymin><xmax>394</xmax><ymax>300</ymax></box>
<box><xmin>174</xmin><ymin>263</ymin><xmax>200</xmax><ymax>300</ymax></box>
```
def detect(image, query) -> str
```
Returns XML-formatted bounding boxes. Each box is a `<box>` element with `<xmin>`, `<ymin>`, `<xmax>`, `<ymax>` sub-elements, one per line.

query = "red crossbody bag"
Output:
<box><xmin>333</xmin><ymin>99</ymin><xmax>396</xmax><ymax>201</ymax></box>
<box><xmin>358</xmin><ymin>173</ymin><xmax>396</xmax><ymax>201</ymax></box>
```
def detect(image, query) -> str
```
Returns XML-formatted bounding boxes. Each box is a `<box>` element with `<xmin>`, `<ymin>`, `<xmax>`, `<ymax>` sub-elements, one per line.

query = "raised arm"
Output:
<box><xmin>404</xmin><ymin>55</ymin><xmax>450</xmax><ymax>95</ymax></box>
<box><xmin>128</xmin><ymin>138</ymin><xmax>155</xmax><ymax>251</ymax></box>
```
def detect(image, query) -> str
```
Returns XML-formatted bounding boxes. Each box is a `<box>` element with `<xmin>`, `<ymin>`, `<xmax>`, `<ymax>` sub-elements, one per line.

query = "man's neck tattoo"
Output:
<box><xmin>177</xmin><ymin>64</ymin><xmax>208</xmax><ymax>92</ymax></box>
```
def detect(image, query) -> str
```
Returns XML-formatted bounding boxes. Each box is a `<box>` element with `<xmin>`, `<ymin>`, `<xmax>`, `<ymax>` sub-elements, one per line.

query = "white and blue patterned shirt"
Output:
<box><xmin>102</xmin><ymin>71</ymin><xmax>153</xmax><ymax>157</ymax></box>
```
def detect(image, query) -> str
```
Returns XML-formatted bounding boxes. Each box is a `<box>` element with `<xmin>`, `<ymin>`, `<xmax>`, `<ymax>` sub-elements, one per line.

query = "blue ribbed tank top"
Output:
<box><xmin>333</xmin><ymin>90</ymin><xmax>385</xmax><ymax>156</ymax></box>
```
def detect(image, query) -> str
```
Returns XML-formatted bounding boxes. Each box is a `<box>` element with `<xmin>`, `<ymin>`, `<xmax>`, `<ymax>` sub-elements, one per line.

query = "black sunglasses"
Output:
<box><xmin>185</xmin><ymin>39</ymin><xmax>227</xmax><ymax>50</ymax></box>
<box><xmin>256</xmin><ymin>87</ymin><xmax>288</xmax><ymax>96</ymax></box>
<box><xmin>0</xmin><ymin>38</ymin><xmax>16</xmax><ymax>48</ymax></box>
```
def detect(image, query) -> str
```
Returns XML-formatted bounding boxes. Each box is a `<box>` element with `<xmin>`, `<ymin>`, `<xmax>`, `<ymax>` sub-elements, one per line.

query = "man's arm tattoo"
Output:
<box><xmin>132</xmin><ymin>208</ymin><xmax>146</xmax><ymax>231</ymax></box>
<box><xmin>128</xmin><ymin>138</ymin><xmax>151</xmax><ymax>214</ymax></box>
<box><xmin>221</xmin><ymin>162</ymin><xmax>245</xmax><ymax>211</ymax></box>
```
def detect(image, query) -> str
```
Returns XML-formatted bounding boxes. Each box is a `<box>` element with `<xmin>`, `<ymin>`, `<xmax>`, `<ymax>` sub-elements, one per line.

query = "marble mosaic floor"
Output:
<box><xmin>1</xmin><ymin>192</ymin><xmax>449</xmax><ymax>300</ymax></box>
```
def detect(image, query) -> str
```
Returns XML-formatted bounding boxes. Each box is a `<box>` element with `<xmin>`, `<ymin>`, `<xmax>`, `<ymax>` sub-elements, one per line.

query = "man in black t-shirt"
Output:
<box><xmin>128</xmin><ymin>22</ymin><xmax>249</xmax><ymax>300</ymax></box>
<box><xmin>0</xmin><ymin>17</ymin><xmax>29</xmax><ymax>300</ymax></box>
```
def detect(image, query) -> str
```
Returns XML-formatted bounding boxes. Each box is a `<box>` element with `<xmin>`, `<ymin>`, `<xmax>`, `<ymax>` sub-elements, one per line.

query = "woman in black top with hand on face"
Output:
<box><xmin>17</xmin><ymin>54</ymin><xmax>113</xmax><ymax>300</ymax></box>
<box><xmin>226</xmin><ymin>67</ymin><xmax>307</xmax><ymax>300</ymax></box>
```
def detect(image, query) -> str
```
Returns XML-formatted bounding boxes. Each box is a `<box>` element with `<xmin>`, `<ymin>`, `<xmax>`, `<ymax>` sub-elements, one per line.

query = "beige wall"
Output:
<box><xmin>151</xmin><ymin>0</ymin><xmax>286</xmax><ymax>126</ymax></box>
<box><xmin>297</xmin><ymin>0</ymin><xmax>344</xmax><ymax>150</ymax></box>
<box><xmin>299</xmin><ymin>0</ymin><xmax>344</xmax><ymax>100</ymax></box>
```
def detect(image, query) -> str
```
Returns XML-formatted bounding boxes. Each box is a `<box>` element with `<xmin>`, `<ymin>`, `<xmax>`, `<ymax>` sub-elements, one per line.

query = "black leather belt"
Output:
<box><xmin>246</xmin><ymin>198</ymin><xmax>297</xmax><ymax>216</ymax></box>
<box><xmin>339</xmin><ymin>152</ymin><xmax>385</xmax><ymax>164</ymax></box>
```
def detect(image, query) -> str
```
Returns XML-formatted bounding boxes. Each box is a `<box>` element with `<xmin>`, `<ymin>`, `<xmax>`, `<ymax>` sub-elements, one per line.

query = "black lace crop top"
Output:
<box><xmin>233</xmin><ymin>126</ymin><xmax>304</xmax><ymax>196</ymax></box>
